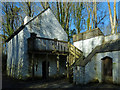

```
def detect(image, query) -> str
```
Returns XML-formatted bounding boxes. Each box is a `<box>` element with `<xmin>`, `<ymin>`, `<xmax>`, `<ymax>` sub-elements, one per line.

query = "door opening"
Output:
<box><xmin>42</xmin><ymin>61</ymin><xmax>49</xmax><ymax>79</ymax></box>
<box><xmin>101</xmin><ymin>56</ymin><xmax>113</xmax><ymax>83</ymax></box>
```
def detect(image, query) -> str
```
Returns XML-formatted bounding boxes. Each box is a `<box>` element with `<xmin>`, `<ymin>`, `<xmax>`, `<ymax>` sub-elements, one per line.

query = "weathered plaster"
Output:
<box><xmin>73</xmin><ymin>66</ymin><xmax>85</xmax><ymax>84</ymax></box>
<box><xmin>33</xmin><ymin>55</ymin><xmax>58</xmax><ymax>77</ymax></box>
<box><xmin>95</xmin><ymin>51</ymin><xmax>120</xmax><ymax>84</ymax></box>
<box><xmin>73</xmin><ymin>33</ymin><xmax>120</xmax><ymax>85</ymax></box>
<box><xmin>48</xmin><ymin>56</ymin><xmax>57</xmax><ymax>76</ymax></box>
<box><xmin>104</xmin><ymin>33</ymin><xmax>120</xmax><ymax>42</ymax></box>
<box><xmin>85</xmin><ymin>56</ymin><xmax>97</xmax><ymax>84</ymax></box>
<box><xmin>7</xmin><ymin>8</ymin><xmax>67</xmax><ymax>79</ymax></box>
<box><xmin>73</xmin><ymin>36</ymin><xmax>104</xmax><ymax>57</ymax></box>
<box><xmin>74</xmin><ymin>51</ymin><xmax>120</xmax><ymax>85</ymax></box>
<box><xmin>24</xmin><ymin>8</ymin><xmax>68</xmax><ymax>41</ymax></box>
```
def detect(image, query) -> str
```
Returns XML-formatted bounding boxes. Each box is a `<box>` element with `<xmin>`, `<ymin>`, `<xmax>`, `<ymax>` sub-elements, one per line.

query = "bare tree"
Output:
<box><xmin>84</xmin><ymin>1</ymin><xmax>107</xmax><ymax>30</ymax></box>
<box><xmin>107</xmin><ymin>0</ymin><xmax>117</xmax><ymax>34</ymax></box>
<box><xmin>72</xmin><ymin>2</ymin><xmax>84</xmax><ymax>34</ymax></box>
<box><xmin>40</xmin><ymin>2</ymin><xmax>49</xmax><ymax>9</ymax></box>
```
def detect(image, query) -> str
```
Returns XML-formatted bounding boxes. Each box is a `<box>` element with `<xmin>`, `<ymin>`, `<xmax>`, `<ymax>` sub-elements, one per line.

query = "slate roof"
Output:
<box><xmin>75</xmin><ymin>38</ymin><xmax>120</xmax><ymax>66</ymax></box>
<box><xmin>5</xmin><ymin>7</ymin><xmax>50</xmax><ymax>42</ymax></box>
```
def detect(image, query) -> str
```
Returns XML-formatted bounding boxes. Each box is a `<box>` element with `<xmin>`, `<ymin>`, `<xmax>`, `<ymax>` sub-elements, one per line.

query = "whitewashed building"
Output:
<box><xmin>73</xmin><ymin>28</ymin><xmax>120</xmax><ymax>85</ymax></box>
<box><xmin>6</xmin><ymin>8</ymin><xmax>68</xmax><ymax>80</ymax></box>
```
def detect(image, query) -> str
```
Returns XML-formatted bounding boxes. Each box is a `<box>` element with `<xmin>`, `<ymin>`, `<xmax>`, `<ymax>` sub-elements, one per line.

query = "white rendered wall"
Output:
<box><xmin>73</xmin><ymin>66</ymin><xmax>85</xmax><ymax>84</ymax></box>
<box><xmin>34</xmin><ymin>56</ymin><xmax>45</xmax><ymax>77</ymax></box>
<box><xmin>74</xmin><ymin>51</ymin><xmax>120</xmax><ymax>85</ymax></box>
<box><xmin>7</xmin><ymin>8</ymin><xmax>67</xmax><ymax>79</ymax></box>
<box><xmin>73</xmin><ymin>56</ymin><xmax>97</xmax><ymax>84</ymax></box>
<box><xmin>49</xmin><ymin>56</ymin><xmax>57</xmax><ymax>76</ymax></box>
<box><xmin>7</xmin><ymin>25</ymin><xmax>62</xmax><ymax>79</ymax></box>
<box><xmin>84</xmin><ymin>56</ymin><xmax>97</xmax><ymax>84</ymax></box>
<box><xmin>95</xmin><ymin>51</ymin><xmax>120</xmax><ymax>85</ymax></box>
<box><xmin>7</xmin><ymin>38</ymin><xmax>59</xmax><ymax>79</ymax></box>
<box><xmin>73</xmin><ymin>36</ymin><xmax>104</xmax><ymax>57</ymax></box>
<box><xmin>104</xmin><ymin>33</ymin><xmax>120</xmax><ymax>42</ymax></box>
<box><xmin>118</xmin><ymin>52</ymin><xmax>120</xmax><ymax>84</ymax></box>
<box><xmin>73</xmin><ymin>33</ymin><xmax>120</xmax><ymax>84</ymax></box>
<box><xmin>34</xmin><ymin>59</ymin><xmax>42</xmax><ymax>77</ymax></box>
<box><xmin>73</xmin><ymin>33</ymin><xmax>120</xmax><ymax>57</ymax></box>
<box><xmin>34</xmin><ymin>55</ymin><xmax>57</xmax><ymax>77</ymax></box>
<box><xmin>24</xmin><ymin>8</ymin><xmax>68</xmax><ymax>41</ymax></box>
<box><xmin>7</xmin><ymin>28</ymin><xmax>30</xmax><ymax>79</ymax></box>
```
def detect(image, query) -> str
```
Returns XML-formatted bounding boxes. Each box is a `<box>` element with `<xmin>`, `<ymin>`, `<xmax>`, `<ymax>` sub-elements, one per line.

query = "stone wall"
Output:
<box><xmin>73</xmin><ymin>28</ymin><xmax>104</xmax><ymax>42</ymax></box>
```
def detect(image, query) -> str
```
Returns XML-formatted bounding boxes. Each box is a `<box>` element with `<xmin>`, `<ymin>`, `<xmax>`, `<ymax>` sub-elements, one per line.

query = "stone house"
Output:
<box><xmin>73</xmin><ymin>28</ymin><xmax>120</xmax><ymax>85</ymax></box>
<box><xmin>6</xmin><ymin>8</ymin><xmax>69</xmax><ymax>80</ymax></box>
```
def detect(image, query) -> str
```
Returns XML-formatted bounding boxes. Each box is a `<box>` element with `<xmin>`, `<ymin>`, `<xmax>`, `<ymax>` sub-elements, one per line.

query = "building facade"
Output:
<box><xmin>6</xmin><ymin>8</ymin><xmax>68</xmax><ymax>80</ymax></box>
<box><xmin>73</xmin><ymin>29</ymin><xmax>120</xmax><ymax>85</ymax></box>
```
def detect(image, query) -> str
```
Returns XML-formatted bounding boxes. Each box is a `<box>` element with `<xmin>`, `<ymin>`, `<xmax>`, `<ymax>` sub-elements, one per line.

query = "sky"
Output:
<box><xmin>0</xmin><ymin>1</ymin><xmax>119</xmax><ymax>36</ymax></box>
<box><xmin>70</xmin><ymin>2</ymin><xmax>119</xmax><ymax>35</ymax></box>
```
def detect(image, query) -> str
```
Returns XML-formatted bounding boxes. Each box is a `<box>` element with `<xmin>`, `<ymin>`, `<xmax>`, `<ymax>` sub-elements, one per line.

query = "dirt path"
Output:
<box><xmin>2</xmin><ymin>74</ymin><xmax>120</xmax><ymax>89</ymax></box>
<box><xmin>29</xmin><ymin>79</ymin><xmax>73</xmax><ymax>88</ymax></box>
<box><xmin>2</xmin><ymin>74</ymin><xmax>73</xmax><ymax>88</ymax></box>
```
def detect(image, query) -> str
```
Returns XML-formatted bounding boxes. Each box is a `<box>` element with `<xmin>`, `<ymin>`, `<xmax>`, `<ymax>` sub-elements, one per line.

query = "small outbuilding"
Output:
<box><xmin>73</xmin><ymin>28</ymin><xmax>120</xmax><ymax>85</ymax></box>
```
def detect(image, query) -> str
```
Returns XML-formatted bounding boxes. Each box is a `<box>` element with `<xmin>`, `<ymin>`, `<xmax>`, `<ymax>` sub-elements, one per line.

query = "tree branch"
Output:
<box><xmin>97</xmin><ymin>14</ymin><xmax>106</xmax><ymax>25</ymax></box>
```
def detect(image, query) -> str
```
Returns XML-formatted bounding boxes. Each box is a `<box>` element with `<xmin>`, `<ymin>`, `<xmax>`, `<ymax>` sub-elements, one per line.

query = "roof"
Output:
<box><xmin>5</xmin><ymin>7</ymin><xmax>50</xmax><ymax>42</ymax></box>
<box><xmin>75</xmin><ymin>38</ymin><xmax>120</xmax><ymax>66</ymax></box>
<box><xmin>73</xmin><ymin>28</ymin><xmax>104</xmax><ymax>42</ymax></box>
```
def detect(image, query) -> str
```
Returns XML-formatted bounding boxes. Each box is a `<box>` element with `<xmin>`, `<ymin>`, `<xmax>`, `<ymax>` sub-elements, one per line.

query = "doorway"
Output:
<box><xmin>101</xmin><ymin>56</ymin><xmax>113</xmax><ymax>83</ymax></box>
<box><xmin>42</xmin><ymin>61</ymin><xmax>49</xmax><ymax>79</ymax></box>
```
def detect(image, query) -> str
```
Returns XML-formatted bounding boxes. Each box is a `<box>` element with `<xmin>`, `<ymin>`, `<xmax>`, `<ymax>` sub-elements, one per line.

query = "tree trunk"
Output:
<box><xmin>57</xmin><ymin>2</ymin><xmax>60</xmax><ymax>23</ymax></box>
<box><xmin>95</xmin><ymin>0</ymin><xmax>97</xmax><ymax>28</ymax></box>
<box><xmin>107</xmin><ymin>0</ymin><xmax>114</xmax><ymax>34</ymax></box>
<box><xmin>113</xmin><ymin>0</ymin><xmax>116</xmax><ymax>33</ymax></box>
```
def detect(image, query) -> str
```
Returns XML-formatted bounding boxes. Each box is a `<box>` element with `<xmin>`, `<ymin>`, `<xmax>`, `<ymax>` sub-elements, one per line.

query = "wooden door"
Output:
<box><xmin>102</xmin><ymin>56</ymin><xmax>112</xmax><ymax>83</ymax></box>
